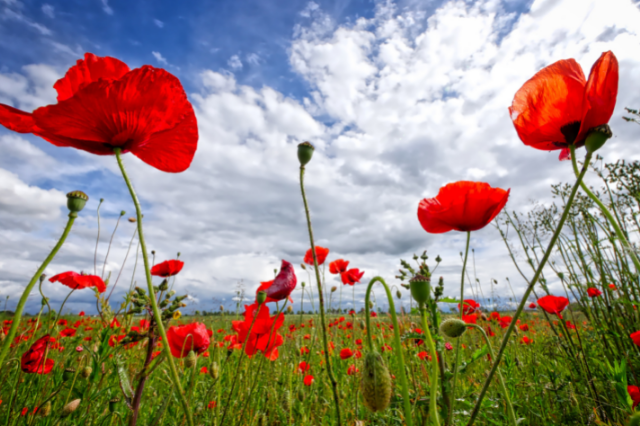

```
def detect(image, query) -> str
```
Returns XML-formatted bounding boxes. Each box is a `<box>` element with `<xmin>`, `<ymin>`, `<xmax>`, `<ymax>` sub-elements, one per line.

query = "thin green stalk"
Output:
<box><xmin>365</xmin><ymin>276</ymin><xmax>413</xmax><ymax>426</ymax></box>
<box><xmin>419</xmin><ymin>302</ymin><xmax>440</xmax><ymax>426</ymax></box>
<box><xmin>51</xmin><ymin>289</ymin><xmax>76</xmax><ymax>330</ymax></box>
<box><xmin>449</xmin><ymin>231</ymin><xmax>471</xmax><ymax>425</ymax></box>
<box><xmin>0</xmin><ymin>211</ymin><xmax>76</xmax><ymax>372</ymax></box>
<box><xmin>299</xmin><ymin>165</ymin><xmax>342</xmax><ymax>426</ymax></box>
<box><xmin>466</xmin><ymin>145</ymin><xmax>592</xmax><ymax>426</ymax></box>
<box><xmin>113</xmin><ymin>148</ymin><xmax>194</xmax><ymax>426</ymax></box>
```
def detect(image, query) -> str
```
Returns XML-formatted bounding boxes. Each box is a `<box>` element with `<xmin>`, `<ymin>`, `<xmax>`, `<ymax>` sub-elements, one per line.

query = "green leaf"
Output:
<box><xmin>438</xmin><ymin>297</ymin><xmax>461</xmax><ymax>304</ymax></box>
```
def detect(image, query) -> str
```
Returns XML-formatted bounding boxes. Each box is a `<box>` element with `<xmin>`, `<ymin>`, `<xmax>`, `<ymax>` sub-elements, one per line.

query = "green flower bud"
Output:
<box><xmin>66</xmin><ymin>191</ymin><xmax>88</xmax><ymax>213</ymax></box>
<box><xmin>439</xmin><ymin>318</ymin><xmax>467</xmax><ymax>338</ymax></box>
<box><xmin>410</xmin><ymin>274</ymin><xmax>430</xmax><ymax>305</ymax></box>
<box><xmin>360</xmin><ymin>352</ymin><xmax>392</xmax><ymax>413</ymax></box>
<box><xmin>297</xmin><ymin>141</ymin><xmax>315</xmax><ymax>166</ymax></box>
<box><xmin>331</xmin><ymin>286</ymin><xmax>337</xmax><ymax>293</ymax></box>
<box><xmin>396</xmin><ymin>290</ymin><xmax>402</xmax><ymax>299</ymax></box>
<box><xmin>158</xmin><ymin>279</ymin><xmax>169</xmax><ymax>291</ymax></box>
<box><xmin>185</xmin><ymin>350</ymin><xmax>197</xmax><ymax>368</ymax></box>
<box><xmin>257</xmin><ymin>291</ymin><xmax>267</xmax><ymax>305</ymax></box>
<box><xmin>585</xmin><ymin>124</ymin><xmax>612</xmax><ymax>154</ymax></box>
<box><xmin>63</xmin><ymin>368</ymin><xmax>76</xmax><ymax>382</ymax></box>
<box><xmin>210</xmin><ymin>362</ymin><xmax>220</xmax><ymax>380</ymax></box>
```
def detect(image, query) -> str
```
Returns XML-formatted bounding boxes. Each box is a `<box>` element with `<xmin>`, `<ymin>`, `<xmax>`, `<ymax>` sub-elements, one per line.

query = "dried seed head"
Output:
<box><xmin>61</xmin><ymin>399</ymin><xmax>81</xmax><ymax>417</ymax></box>
<box><xmin>219</xmin><ymin>305</ymin><xmax>224</xmax><ymax>312</ymax></box>
<box><xmin>360</xmin><ymin>352</ymin><xmax>392</xmax><ymax>413</ymax></box>
<box><xmin>331</xmin><ymin>286</ymin><xmax>337</xmax><ymax>293</ymax></box>
<box><xmin>439</xmin><ymin>318</ymin><xmax>468</xmax><ymax>338</ymax></box>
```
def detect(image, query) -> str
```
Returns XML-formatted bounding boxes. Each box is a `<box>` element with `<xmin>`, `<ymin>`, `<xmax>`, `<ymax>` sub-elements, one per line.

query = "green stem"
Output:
<box><xmin>0</xmin><ymin>212</ymin><xmax>76</xmax><ymax>372</ymax></box>
<box><xmin>466</xmin><ymin>144</ymin><xmax>592</xmax><ymax>426</ymax></box>
<box><xmin>449</xmin><ymin>231</ymin><xmax>471</xmax><ymax>425</ymax></box>
<box><xmin>299</xmin><ymin>165</ymin><xmax>342</xmax><ymax>426</ymax></box>
<box><xmin>52</xmin><ymin>289</ymin><xmax>76</xmax><ymax>330</ymax></box>
<box><xmin>419</xmin><ymin>302</ymin><xmax>440</xmax><ymax>426</ymax></box>
<box><xmin>365</xmin><ymin>276</ymin><xmax>413</xmax><ymax>426</ymax></box>
<box><xmin>467</xmin><ymin>324</ymin><xmax>517</xmax><ymax>426</ymax></box>
<box><xmin>113</xmin><ymin>148</ymin><xmax>194</xmax><ymax>426</ymax></box>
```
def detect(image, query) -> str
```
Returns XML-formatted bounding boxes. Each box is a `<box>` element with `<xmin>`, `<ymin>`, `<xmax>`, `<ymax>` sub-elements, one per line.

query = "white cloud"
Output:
<box><xmin>152</xmin><ymin>51</ymin><xmax>168</xmax><ymax>65</ymax></box>
<box><xmin>1</xmin><ymin>7</ymin><xmax>52</xmax><ymax>35</ymax></box>
<box><xmin>246</xmin><ymin>53</ymin><xmax>260</xmax><ymax>66</ymax></box>
<box><xmin>227</xmin><ymin>54</ymin><xmax>243</xmax><ymax>70</ymax></box>
<box><xmin>154</xmin><ymin>18</ymin><xmax>164</xmax><ymax>28</ymax></box>
<box><xmin>100</xmin><ymin>0</ymin><xmax>113</xmax><ymax>15</ymax></box>
<box><xmin>300</xmin><ymin>1</ymin><xmax>320</xmax><ymax>18</ymax></box>
<box><xmin>41</xmin><ymin>4</ymin><xmax>54</xmax><ymax>18</ymax></box>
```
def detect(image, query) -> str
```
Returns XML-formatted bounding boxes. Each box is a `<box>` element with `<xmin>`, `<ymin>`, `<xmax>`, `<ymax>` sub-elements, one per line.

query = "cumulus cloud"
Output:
<box><xmin>227</xmin><ymin>54</ymin><xmax>243</xmax><ymax>70</ymax></box>
<box><xmin>152</xmin><ymin>51</ymin><xmax>168</xmax><ymax>65</ymax></box>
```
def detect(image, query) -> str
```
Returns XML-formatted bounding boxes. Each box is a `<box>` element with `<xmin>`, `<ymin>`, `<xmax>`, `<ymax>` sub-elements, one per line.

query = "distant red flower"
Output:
<box><xmin>231</xmin><ymin>302</ymin><xmax>284</xmax><ymax>360</ymax></box>
<box><xmin>78</xmin><ymin>311</ymin><xmax>85</xmax><ymax>317</ymax></box>
<box><xmin>609</xmin><ymin>283</ymin><xmax>618</xmax><ymax>290</ymax></box>
<box><xmin>151</xmin><ymin>260</ymin><xmax>184</xmax><ymax>277</ymax></box>
<box><xmin>417</xmin><ymin>351</ymin><xmax>431</xmax><ymax>361</ymax></box>
<box><xmin>520</xmin><ymin>336</ymin><xmax>533</xmax><ymax>345</ymax></box>
<box><xmin>256</xmin><ymin>260</ymin><xmax>297</xmax><ymax>303</ymax></box>
<box><xmin>304</xmin><ymin>246</ymin><xmax>329</xmax><ymax>266</ymax></box>
<box><xmin>462</xmin><ymin>314</ymin><xmax>477</xmax><ymax>324</ymax></box>
<box><xmin>199</xmin><ymin>366</ymin><xmax>208</xmax><ymax>374</ymax></box>
<box><xmin>537</xmin><ymin>295</ymin><xmax>569</xmax><ymax>317</ymax></box>
<box><xmin>519</xmin><ymin>324</ymin><xmax>529</xmax><ymax>332</ymax></box>
<box><xmin>60</xmin><ymin>328</ymin><xmax>76</xmax><ymax>338</ymax></box>
<box><xmin>509</xmin><ymin>51</ymin><xmax>618</xmax><ymax>161</ymax></box>
<box><xmin>629</xmin><ymin>385</ymin><xmax>640</xmax><ymax>408</ymax></box>
<box><xmin>370</xmin><ymin>311</ymin><xmax>378</xmax><ymax>318</ymax></box>
<box><xmin>459</xmin><ymin>299</ymin><xmax>480</xmax><ymax>315</ymax></box>
<box><xmin>21</xmin><ymin>407</ymin><xmax>28</xmax><ymax>416</ymax></box>
<box><xmin>166</xmin><ymin>323</ymin><xmax>210</xmax><ymax>358</ymax></box>
<box><xmin>208</xmin><ymin>401</ymin><xmax>217</xmax><ymax>409</ymax></box>
<box><xmin>298</xmin><ymin>361</ymin><xmax>310</xmax><ymax>373</ymax></box>
<box><xmin>340</xmin><ymin>348</ymin><xmax>354</xmax><ymax>360</ymax></box>
<box><xmin>566</xmin><ymin>321</ymin><xmax>576</xmax><ymax>330</ymax></box>
<box><xmin>444</xmin><ymin>342</ymin><xmax>453</xmax><ymax>351</ymax></box>
<box><xmin>528</xmin><ymin>303</ymin><xmax>536</xmax><ymax>309</ymax></box>
<box><xmin>490</xmin><ymin>312</ymin><xmax>501</xmax><ymax>321</ymax></box>
<box><xmin>49</xmin><ymin>271</ymin><xmax>106</xmax><ymax>293</ymax></box>
<box><xmin>498</xmin><ymin>316</ymin><xmax>512</xmax><ymax>329</ymax></box>
<box><xmin>110</xmin><ymin>318</ymin><xmax>121</xmax><ymax>329</ymax></box>
<box><xmin>587</xmin><ymin>287</ymin><xmax>602</xmax><ymax>298</ymax></box>
<box><xmin>418</xmin><ymin>181</ymin><xmax>510</xmax><ymax>233</ymax></box>
<box><xmin>303</xmin><ymin>375</ymin><xmax>314</xmax><ymax>386</ymax></box>
<box><xmin>381</xmin><ymin>344</ymin><xmax>392</xmax><ymax>352</ymax></box>
<box><xmin>341</xmin><ymin>268</ymin><xmax>364</xmax><ymax>285</ymax></box>
<box><xmin>329</xmin><ymin>259</ymin><xmax>349</xmax><ymax>274</ymax></box>
<box><xmin>630</xmin><ymin>331</ymin><xmax>640</xmax><ymax>347</ymax></box>
<box><xmin>108</xmin><ymin>335</ymin><xmax>125</xmax><ymax>347</ymax></box>
<box><xmin>0</xmin><ymin>53</ymin><xmax>198</xmax><ymax>173</ymax></box>
<box><xmin>57</xmin><ymin>319</ymin><xmax>68</xmax><ymax>326</ymax></box>
<box><xmin>347</xmin><ymin>365</ymin><xmax>359</xmax><ymax>375</ymax></box>
<box><xmin>21</xmin><ymin>335</ymin><xmax>54</xmax><ymax>374</ymax></box>
<box><xmin>300</xmin><ymin>346</ymin><xmax>310</xmax><ymax>355</ymax></box>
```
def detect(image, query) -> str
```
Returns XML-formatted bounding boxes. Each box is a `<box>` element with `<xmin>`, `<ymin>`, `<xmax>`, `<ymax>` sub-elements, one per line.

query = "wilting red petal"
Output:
<box><xmin>53</xmin><ymin>53</ymin><xmax>130</xmax><ymax>102</ymax></box>
<box><xmin>418</xmin><ymin>181</ymin><xmax>509</xmax><ymax>233</ymax></box>
<box><xmin>509</xmin><ymin>59</ymin><xmax>586</xmax><ymax>150</ymax></box>
<box><xmin>0</xmin><ymin>104</ymin><xmax>36</xmax><ymax>133</ymax></box>
<box><xmin>265</xmin><ymin>260</ymin><xmax>297</xmax><ymax>302</ymax></box>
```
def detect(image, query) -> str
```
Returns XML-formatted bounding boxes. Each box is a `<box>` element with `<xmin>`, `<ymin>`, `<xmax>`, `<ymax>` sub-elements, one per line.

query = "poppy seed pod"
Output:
<box><xmin>360</xmin><ymin>352</ymin><xmax>392</xmax><ymax>413</ymax></box>
<box><xmin>396</xmin><ymin>290</ymin><xmax>402</xmax><ymax>299</ymax></box>
<box><xmin>257</xmin><ymin>291</ymin><xmax>267</xmax><ymax>305</ymax></box>
<box><xmin>585</xmin><ymin>124</ymin><xmax>612</xmax><ymax>154</ymax></box>
<box><xmin>219</xmin><ymin>305</ymin><xmax>224</xmax><ymax>312</ymax></box>
<box><xmin>185</xmin><ymin>350</ymin><xmax>197</xmax><ymax>368</ymax></box>
<box><xmin>410</xmin><ymin>275</ymin><xmax>431</xmax><ymax>305</ymax></box>
<box><xmin>61</xmin><ymin>399</ymin><xmax>81</xmax><ymax>417</ymax></box>
<box><xmin>440</xmin><ymin>318</ymin><xmax>468</xmax><ymax>338</ymax></box>
<box><xmin>66</xmin><ymin>190</ymin><xmax>88</xmax><ymax>213</ymax></box>
<box><xmin>297</xmin><ymin>141</ymin><xmax>315</xmax><ymax>166</ymax></box>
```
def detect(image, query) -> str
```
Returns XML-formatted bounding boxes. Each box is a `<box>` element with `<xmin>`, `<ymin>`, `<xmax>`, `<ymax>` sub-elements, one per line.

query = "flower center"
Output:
<box><xmin>560</xmin><ymin>121</ymin><xmax>581</xmax><ymax>145</ymax></box>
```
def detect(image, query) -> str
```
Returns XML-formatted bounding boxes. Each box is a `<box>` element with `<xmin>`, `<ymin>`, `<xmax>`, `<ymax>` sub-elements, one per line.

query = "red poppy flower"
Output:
<box><xmin>566</xmin><ymin>321</ymin><xmax>576</xmax><ymax>330</ymax></box>
<box><xmin>609</xmin><ymin>283</ymin><xmax>618</xmax><ymax>290</ymax></box>
<box><xmin>537</xmin><ymin>295</ymin><xmax>569</xmax><ymax>317</ymax></box>
<box><xmin>498</xmin><ymin>316</ymin><xmax>512</xmax><ymax>329</ymax></box>
<box><xmin>329</xmin><ymin>259</ymin><xmax>349</xmax><ymax>274</ymax></box>
<box><xmin>339</xmin><ymin>348</ymin><xmax>354</xmax><ymax>360</ymax></box>
<box><xmin>60</xmin><ymin>328</ymin><xmax>76</xmax><ymax>338</ymax></box>
<box><xmin>21</xmin><ymin>407</ymin><xmax>28</xmax><ymax>416</ymax></box>
<box><xmin>509</xmin><ymin>51</ymin><xmax>618</xmax><ymax>160</ymax></box>
<box><xmin>417</xmin><ymin>351</ymin><xmax>431</xmax><ymax>361</ymax></box>
<box><xmin>79</xmin><ymin>311</ymin><xmax>85</xmax><ymax>317</ymax></box>
<box><xmin>528</xmin><ymin>303</ymin><xmax>536</xmax><ymax>309</ymax></box>
<box><xmin>21</xmin><ymin>335</ymin><xmax>55</xmax><ymax>374</ymax></box>
<box><xmin>151</xmin><ymin>260</ymin><xmax>184</xmax><ymax>277</ymax></box>
<box><xmin>341</xmin><ymin>268</ymin><xmax>364</xmax><ymax>285</ymax></box>
<box><xmin>166</xmin><ymin>322</ymin><xmax>210</xmax><ymax>358</ymax></box>
<box><xmin>298</xmin><ymin>361</ymin><xmax>310</xmax><ymax>372</ymax></box>
<box><xmin>587</xmin><ymin>287</ymin><xmax>602</xmax><ymax>298</ymax></box>
<box><xmin>300</xmin><ymin>346</ymin><xmax>310</xmax><ymax>355</ymax></box>
<box><xmin>519</xmin><ymin>324</ymin><xmax>529</xmax><ymax>332</ymax></box>
<box><xmin>347</xmin><ymin>365</ymin><xmax>359</xmax><ymax>375</ymax></box>
<box><xmin>257</xmin><ymin>260</ymin><xmax>297</xmax><ymax>303</ymax></box>
<box><xmin>0</xmin><ymin>53</ymin><xmax>198</xmax><ymax>173</ymax></box>
<box><xmin>418</xmin><ymin>181</ymin><xmax>510</xmax><ymax>233</ymax></box>
<box><xmin>490</xmin><ymin>312</ymin><xmax>501</xmax><ymax>321</ymax></box>
<box><xmin>630</xmin><ymin>385</ymin><xmax>640</xmax><ymax>408</ymax></box>
<box><xmin>630</xmin><ymin>331</ymin><xmax>640</xmax><ymax>347</ymax></box>
<box><xmin>303</xmin><ymin>375</ymin><xmax>314</xmax><ymax>386</ymax></box>
<box><xmin>57</xmin><ymin>319</ymin><xmax>68</xmax><ymax>326</ymax></box>
<box><xmin>49</xmin><ymin>271</ymin><xmax>106</xmax><ymax>293</ymax></box>
<box><xmin>207</xmin><ymin>401</ymin><xmax>217</xmax><ymax>409</ymax></box>
<box><xmin>520</xmin><ymin>336</ymin><xmax>533</xmax><ymax>345</ymax></box>
<box><xmin>110</xmin><ymin>318</ymin><xmax>121</xmax><ymax>329</ymax></box>
<box><xmin>444</xmin><ymin>342</ymin><xmax>453</xmax><ymax>351</ymax></box>
<box><xmin>462</xmin><ymin>314</ymin><xmax>477</xmax><ymax>324</ymax></box>
<box><xmin>304</xmin><ymin>246</ymin><xmax>329</xmax><ymax>266</ymax></box>
<box><xmin>231</xmin><ymin>302</ymin><xmax>284</xmax><ymax>360</ymax></box>
<box><xmin>370</xmin><ymin>311</ymin><xmax>378</xmax><ymax>318</ymax></box>
<box><xmin>199</xmin><ymin>366</ymin><xmax>208</xmax><ymax>374</ymax></box>
<box><xmin>459</xmin><ymin>299</ymin><xmax>480</xmax><ymax>315</ymax></box>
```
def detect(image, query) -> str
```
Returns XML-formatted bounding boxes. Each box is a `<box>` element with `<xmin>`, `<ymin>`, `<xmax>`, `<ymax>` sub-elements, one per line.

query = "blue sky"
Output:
<box><xmin>1</xmin><ymin>0</ymin><xmax>639</xmax><ymax>315</ymax></box>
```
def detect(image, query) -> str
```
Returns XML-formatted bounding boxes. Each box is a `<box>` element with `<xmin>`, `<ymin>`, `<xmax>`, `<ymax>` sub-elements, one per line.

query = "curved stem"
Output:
<box><xmin>467</xmin><ymin>324</ymin><xmax>516</xmax><ymax>426</ymax></box>
<box><xmin>466</xmin><ymin>145</ymin><xmax>592</xmax><ymax>426</ymax></box>
<box><xmin>0</xmin><ymin>212</ymin><xmax>76</xmax><ymax>371</ymax></box>
<box><xmin>299</xmin><ymin>165</ymin><xmax>342</xmax><ymax>426</ymax></box>
<box><xmin>365</xmin><ymin>276</ymin><xmax>413</xmax><ymax>426</ymax></box>
<box><xmin>114</xmin><ymin>149</ymin><xmax>194</xmax><ymax>426</ymax></box>
<box><xmin>52</xmin><ymin>289</ymin><xmax>76</xmax><ymax>330</ymax></box>
<box><xmin>419</xmin><ymin>302</ymin><xmax>440</xmax><ymax>426</ymax></box>
<box><xmin>449</xmin><ymin>231</ymin><xmax>471</xmax><ymax>424</ymax></box>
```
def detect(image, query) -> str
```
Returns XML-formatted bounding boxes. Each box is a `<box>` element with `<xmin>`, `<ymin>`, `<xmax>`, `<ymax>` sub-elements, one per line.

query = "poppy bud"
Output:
<box><xmin>63</xmin><ymin>368</ymin><xmax>76</xmax><ymax>382</ymax></box>
<box><xmin>61</xmin><ymin>399</ymin><xmax>81</xmax><ymax>417</ymax></box>
<box><xmin>360</xmin><ymin>352</ymin><xmax>392</xmax><ymax>413</ymax></box>
<box><xmin>38</xmin><ymin>401</ymin><xmax>51</xmax><ymax>417</ymax></box>
<box><xmin>109</xmin><ymin>398</ymin><xmax>119</xmax><ymax>413</ymax></box>
<box><xmin>287</xmin><ymin>306</ymin><xmax>293</xmax><ymax>313</ymax></box>
<box><xmin>297</xmin><ymin>141</ymin><xmax>315</xmax><ymax>166</ymax></box>
<box><xmin>439</xmin><ymin>318</ymin><xmax>467</xmax><ymax>338</ymax></box>
<box><xmin>185</xmin><ymin>350</ymin><xmax>197</xmax><ymax>368</ymax></box>
<box><xmin>396</xmin><ymin>290</ymin><xmax>402</xmax><ymax>299</ymax></box>
<box><xmin>81</xmin><ymin>366</ymin><xmax>92</xmax><ymax>379</ymax></box>
<box><xmin>585</xmin><ymin>124</ymin><xmax>612</xmax><ymax>154</ymax></box>
<box><xmin>219</xmin><ymin>305</ymin><xmax>224</xmax><ymax>312</ymax></box>
<box><xmin>66</xmin><ymin>190</ymin><xmax>88</xmax><ymax>213</ymax></box>
<box><xmin>210</xmin><ymin>362</ymin><xmax>219</xmax><ymax>380</ymax></box>
<box><xmin>410</xmin><ymin>275</ymin><xmax>430</xmax><ymax>305</ymax></box>
<box><xmin>331</xmin><ymin>286</ymin><xmax>337</xmax><ymax>293</ymax></box>
<box><xmin>128</xmin><ymin>217</ymin><xmax>136</xmax><ymax>223</ymax></box>
<box><xmin>301</xmin><ymin>282</ymin><xmax>306</xmax><ymax>288</ymax></box>
<box><xmin>41</xmin><ymin>297</ymin><xmax>49</xmax><ymax>306</ymax></box>
<box><xmin>297</xmin><ymin>388</ymin><xmax>305</xmax><ymax>402</ymax></box>
<box><xmin>300</xmin><ymin>263</ymin><xmax>306</xmax><ymax>270</ymax></box>
<box><xmin>257</xmin><ymin>291</ymin><xmax>267</xmax><ymax>305</ymax></box>
<box><xmin>159</xmin><ymin>279</ymin><xmax>169</xmax><ymax>291</ymax></box>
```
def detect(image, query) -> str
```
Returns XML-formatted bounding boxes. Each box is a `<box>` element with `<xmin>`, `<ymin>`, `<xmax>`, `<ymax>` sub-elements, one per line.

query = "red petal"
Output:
<box><xmin>509</xmin><ymin>59</ymin><xmax>586</xmax><ymax>150</ymax></box>
<box><xmin>576</xmin><ymin>51</ymin><xmax>619</xmax><ymax>145</ymax></box>
<box><xmin>54</xmin><ymin>53</ymin><xmax>130</xmax><ymax>102</ymax></box>
<box><xmin>558</xmin><ymin>148</ymin><xmax>571</xmax><ymax>161</ymax></box>
<box><xmin>0</xmin><ymin>104</ymin><xmax>36</xmax><ymax>133</ymax></box>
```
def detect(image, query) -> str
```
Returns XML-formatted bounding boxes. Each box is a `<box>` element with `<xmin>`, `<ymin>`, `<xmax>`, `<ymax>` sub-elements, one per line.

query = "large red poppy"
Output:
<box><xmin>537</xmin><ymin>295</ymin><xmax>569</xmax><ymax>316</ymax></box>
<box><xmin>166</xmin><ymin>322</ymin><xmax>210</xmax><ymax>358</ymax></box>
<box><xmin>329</xmin><ymin>259</ymin><xmax>349</xmax><ymax>274</ymax></box>
<box><xmin>49</xmin><ymin>271</ymin><xmax>106</xmax><ymax>293</ymax></box>
<box><xmin>509</xmin><ymin>51</ymin><xmax>618</xmax><ymax>160</ymax></box>
<box><xmin>150</xmin><ymin>260</ymin><xmax>184</xmax><ymax>277</ymax></box>
<box><xmin>231</xmin><ymin>302</ymin><xmax>284</xmax><ymax>360</ymax></box>
<box><xmin>304</xmin><ymin>246</ymin><xmax>329</xmax><ymax>266</ymax></box>
<box><xmin>256</xmin><ymin>260</ymin><xmax>297</xmax><ymax>303</ymax></box>
<box><xmin>0</xmin><ymin>53</ymin><xmax>198</xmax><ymax>173</ymax></box>
<box><xmin>458</xmin><ymin>299</ymin><xmax>480</xmax><ymax>315</ymax></box>
<box><xmin>21</xmin><ymin>335</ymin><xmax>55</xmax><ymax>374</ymax></box>
<box><xmin>341</xmin><ymin>268</ymin><xmax>364</xmax><ymax>285</ymax></box>
<box><xmin>418</xmin><ymin>181</ymin><xmax>510</xmax><ymax>233</ymax></box>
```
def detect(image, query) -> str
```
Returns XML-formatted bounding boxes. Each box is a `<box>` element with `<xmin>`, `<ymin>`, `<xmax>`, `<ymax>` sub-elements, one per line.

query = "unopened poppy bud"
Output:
<box><xmin>81</xmin><ymin>366</ymin><xmax>92</xmax><ymax>378</ymax></box>
<box><xmin>360</xmin><ymin>352</ymin><xmax>392</xmax><ymax>413</ymax></box>
<box><xmin>61</xmin><ymin>399</ymin><xmax>81</xmax><ymax>417</ymax></box>
<box><xmin>219</xmin><ymin>305</ymin><xmax>224</xmax><ymax>312</ymax></box>
<box><xmin>331</xmin><ymin>286</ymin><xmax>337</xmax><ymax>293</ymax></box>
<box><xmin>257</xmin><ymin>291</ymin><xmax>267</xmax><ymax>305</ymax></box>
<box><xmin>128</xmin><ymin>217</ymin><xmax>136</xmax><ymax>223</ymax></box>
<box><xmin>109</xmin><ymin>398</ymin><xmax>119</xmax><ymax>413</ymax></box>
<box><xmin>287</xmin><ymin>306</ymin><xmax>293</xmax><ymax>313</ymax></box>
<box><xmin>297</xmin><ymin>388</ymin><xmax>305</xmax><ymax>402</ymax></box>
<box><xmin>185</xmin><ymin>350</ymin><xmax>197</xmax><ymax>368</ymax></box>
<box><xmin>63</xmin><ymin>368</ymin><xmax>76</xmax><ymax>381</ymax></box>
<box><xmin>440</xmin><ymin>318</ymin><xmax>467</xmax><ymax>338</ymax></box>
<box><xmin>41</xmin><ymin>297</ymin><xmax>49</xmax><ymax>306</ymax></box>
<box><xmin>359</xmin><ymin>320</ymin><xmax>366</xmax><ymax>329</ymax></box>
<box><xmin>410</xmin><ymin>275</ymin><xmax>430</xmax><ymax>305</ymax></box>
<box><xmin>66</xmin><ymin>190</ymin><xmax>88</xmax><ymax>213</ymax></box>
<box><xmin>301</xmin><ymin>282</ymin><xmax>306</xmax><ymax>288</ymax></box>
<box><xmin>396</xmin><ymin>290</ymin><xmax>401</xmax><ymax>299</ymax></box>
<box><xmin>210</xmin><ymin>362</ymin><xmax>220</xmax><ymax>379</ymax></box>
<box><xmin>297</xmin><ymin>141</ymin><xmax>315</xmax><ymax>166</ymax></box>
<box><xmin>300</xmin><ymin>263</ymin><xmax>306</xmax><ymax>270</ymax></box>
<box><xmin>585</xmin><ymin>124</ymin><xmax>612</xmax><ymax>154</ymax></box>
<box><xmin>38</xmin><ymin>401</ymin><xmax>51</xmax><ymax>417</ymax></box>
<box><xmin>159</xmin><ymin>279</ymin><xmax>169</xmax><ymax>291</ymax></box>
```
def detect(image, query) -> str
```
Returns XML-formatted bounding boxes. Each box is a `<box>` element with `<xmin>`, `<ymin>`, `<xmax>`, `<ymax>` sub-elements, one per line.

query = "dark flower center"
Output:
<box><xmin>560</xmin><ymin>121</ymin><xmax>581</xmax><ymax>145</ymax></box>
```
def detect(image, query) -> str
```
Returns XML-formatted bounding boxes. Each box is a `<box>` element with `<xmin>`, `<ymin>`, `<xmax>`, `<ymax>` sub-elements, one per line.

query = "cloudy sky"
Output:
<box><xmin>1</xmin><ymin>0</ymin><xmax>639</xmax><ymax>315</ymax></box>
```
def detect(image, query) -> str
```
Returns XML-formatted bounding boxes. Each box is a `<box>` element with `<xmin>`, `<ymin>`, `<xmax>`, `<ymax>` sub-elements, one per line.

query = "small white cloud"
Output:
<box><xmin>467</xmin><ymin>168</ymin><xmax>488</xmax><ymax>180</ymax></box>
<box><xmin>152</xmin><ymin>51</ymin><xmax>168</xmax><ymax>65</ymax></box>
<box><xmin>246</xmin><ymin>53</ymin><xmax>260</xmax><ymax>66</ymax></box>
<box><xmin>300</xmin><ymin>1</ymin><xmax>320</xmax><ymax>18</ymax></box>
<box><xmin>100</xmin><ymin>0</ymin><xmax>113</xmax><ymax>15</ymax></box>
<box><xmin>227</xmin><ymin>54</ymin><xmax>243</xmax><ymax>70</ymax></box>
<box><xmin>154</xmin><ymin>19</ymin><xmax>164</xmax><ymax>28</ymax></box>
<box><xmin>41</xmin><ymin>4</ymin><xmax>54</xmax><ymax>18</ymax></box>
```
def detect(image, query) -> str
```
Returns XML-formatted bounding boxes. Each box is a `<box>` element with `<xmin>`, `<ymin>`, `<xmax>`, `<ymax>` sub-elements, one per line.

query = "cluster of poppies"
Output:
<box><xmin>303</xmin><ymin>246</ymin><xmax>365</xmax><ymax>286</ymax></box>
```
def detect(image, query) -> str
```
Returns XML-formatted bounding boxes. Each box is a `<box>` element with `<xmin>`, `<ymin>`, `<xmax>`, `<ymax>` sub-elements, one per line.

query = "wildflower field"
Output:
<box><xmin>0</xmin><ymin>45</ymin><xmax>639</xmax><ymax>426</ymax></box>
